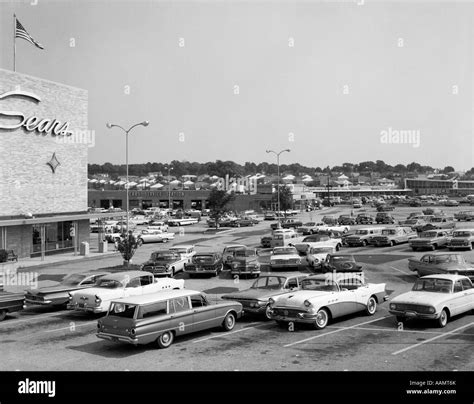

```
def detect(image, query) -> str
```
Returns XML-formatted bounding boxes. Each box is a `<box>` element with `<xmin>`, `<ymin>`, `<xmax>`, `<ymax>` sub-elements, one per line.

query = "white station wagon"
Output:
<box><xmin>68</xmin><ymin>271</ymin><xmax>184</xmax><ymax>313</ymax></box>
<box><xmin>389</xmin><ymin>274</ymin><xmax>474</xmax><ymax>327</ymax></box>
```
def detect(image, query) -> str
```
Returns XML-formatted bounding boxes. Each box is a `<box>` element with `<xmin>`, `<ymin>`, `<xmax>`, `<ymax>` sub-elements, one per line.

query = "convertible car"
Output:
<box><xmin>389</xmin><ymin>274</ymin><xmax>474</xmax><ymax>327</ymax></box>
<box><xmin>68</xmin><ymin>271</ymin><xmax>184</xmax><ymax>313</ymax></box>
<box><xmin>407</xmin><ymin>253</ymin><xmax>474</xmax><ymax>282</ymax></box>
<box><xmin>25</xmin><ymin>271</ymin><xmax>110</xmax><ymax>307</ymax></box>
<box><xmin>268</xmin><ymin>273</ymin><xmax>387</xmax><ymax>329</ymax></box>
<box><xmin>222</xmin><ymin>274</ymin><xmax>308</xmax><ymax>319</ymax></box>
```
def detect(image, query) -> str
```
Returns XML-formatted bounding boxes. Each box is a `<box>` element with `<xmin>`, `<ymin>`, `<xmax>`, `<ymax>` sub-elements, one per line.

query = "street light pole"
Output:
<box><xmin>166</xmin><ymin>165</ymin><xmax>173</xmax><ymax>212</ymax></box>
<box><xmin>266</xmin><ymin>149</ymin><xmax>290</xmax><ymax>227</ymax></box>
<box><xmin>106</xmin><ymin>121</ymin><xmax>149</xmax><ymax>237</ymax></box>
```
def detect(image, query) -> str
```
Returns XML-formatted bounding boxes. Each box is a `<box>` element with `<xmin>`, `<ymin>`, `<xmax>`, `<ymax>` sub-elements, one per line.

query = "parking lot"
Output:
<box><xmin>1</xmin><ymin>205</ymin><xmax>474</xmax><ymax>371</ymax></box>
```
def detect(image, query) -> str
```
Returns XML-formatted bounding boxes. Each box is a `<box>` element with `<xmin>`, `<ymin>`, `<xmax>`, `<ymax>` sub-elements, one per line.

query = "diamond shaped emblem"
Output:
<box><xmin>47</xmin><ymin>152</ymin><xmax>60</xmax><ymax>173</ymax></box>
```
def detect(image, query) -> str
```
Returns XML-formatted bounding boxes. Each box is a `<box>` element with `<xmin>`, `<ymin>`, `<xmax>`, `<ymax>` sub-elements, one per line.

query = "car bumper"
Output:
<box><xmin>270</xmin><ymin>264</ymin><xmax>300</xmax><ymax>270</ymax></box>
<box><xmin>97</xmin><ymin>332</ymin><xmax>139</xmax><ymax>345</ymax></box>
<box><xmin>389</xmin><ymin>310</ymin><xmax>439</xmax><ymax>320</ymax></box>
<box><xmin>67</xmin><ymin>303</ymin><xmax>103</xmax><ymax>313</ymax></box>
<box><xmin>184</xmin><ymin>269</ymin><xmax>217</xmax><ymax>274</ymax></box>
<box><xmin>447</xmin><ymin>245</ymin><xmax>470</xmax><ymax>249</ymax></box>
<box><xmin>25</xmin><ymin>298</ymin><xmax>54</xmax><ymax>305</ymax></box>
<box><xmin>230</xmin><ymin>268</ymin><xmax>261</xmax><ymax>275</ymax></box>
<box><xmin>269</xmin><ymin>311</ymin><xmax>317</xmax><ymax>324</ymax></box>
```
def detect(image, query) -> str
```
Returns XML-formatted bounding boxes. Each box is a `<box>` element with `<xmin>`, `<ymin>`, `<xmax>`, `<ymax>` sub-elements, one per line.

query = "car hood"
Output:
<box><xmin>222</xmin><ymin>288</ymin><xmax>284</xmax><ymax>300</ymax></box>
<box><xmin>233</xmin><ymin>257</ymin><xmax>258</xmax><ymax>264</ymax></box>
<box><xmin>274</xmin><ymin>290</ymin><xmax>331</xmax><ymax>306</ymax></box>
<box><xmin>391</xmin><ymin>291</ymin><xmax>452</xmax><ymax>306</ymax></box>
<box><xmin>308</xmin><ymin>253</ymin><xmax>329</xmax><ymax>261</ymax></box>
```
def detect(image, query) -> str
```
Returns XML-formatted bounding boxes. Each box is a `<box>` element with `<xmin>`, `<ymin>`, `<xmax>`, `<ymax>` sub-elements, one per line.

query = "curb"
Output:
<box><xmin>17</xmin><ymin>251</ymin><xmax>120</xmax><ymax>271</ymax></box>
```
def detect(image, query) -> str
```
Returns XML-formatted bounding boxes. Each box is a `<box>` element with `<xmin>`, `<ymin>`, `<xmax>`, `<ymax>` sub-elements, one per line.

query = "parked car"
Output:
<box><xmin>230</xmin><ymin>248</ymin><xmax>261</xmax><ymax>278</ymax></box>
<box><xmin>268</xmin><ymin>273</ymin><xmax>387</xmax><ymax>329</ymax></box>
<box><xmin>409</xmin><ymin>230</ymin><xmax>452</xmax><ymax>251</ymax></box>
<box><xmin>447</xmin><ymin>229</ymin><xmax>474</xmax><ymax>251</ymax></box>
<box><xmin>0</xmin><ymin>291</ymin><xmax>24</xmax><ymax>321</ymax></box>
<box><xmin>264</xmin><ymin>212</ymin><xmax>277</xmax><ymax>221</ymax></box>
<box><xmin>444</xmin><ymin>200</ymin><xmax>459</xmax><ymax>207</ymax></box>
<box><xmin>230</xmin><ymin>217</ymin><xmax>258</xmax><ymax>227</ymax></box>
<box><xmin>321</xmin><ymin>254</ymin><xmax>363</xmax><ymax>273</ymax></box>
<box><xmin>291</xmin><ymin>234</ymin><xmax>342</xmax><ymax>255</ymax></box>
<box><xmin>376</xmin><ymin>204</ymin><xmax>395</xmax><ymax>212</ymax></box>
<box><xmin>270</xmin><ymin>218</ymin><xmax>303</xmax><ymax>230</ymax></box>
<box><xmin>306</xmin><ymin>245</ymin><xmax>337</xmax><ymax>269</ymax></box>
<box><xmin>345</xmin><ymin>227</ymin><xmax>385</xmax><ymax>247</ymax></box>
<box><xmin>68</xmin><ymin>271</ymin><xmax>184</xmax><ymax>313</ymax></box>
<box><xmin>408</xmin><ymin>253</ymin><xmax>474</xmax><ymax>281</ymax></box>
<box><xmin>389</xmin><ymin>275</ymin><xmax>474</xmax><ymax>327</ymax></box>
<box><xmin>338</xmin><ymin>215</ymin><xmax>356</xmax><ymax>226</ymax></box>
<box><xmin>97</xmin><ymin>290</ymin><xmax>243</xmax><ymax>348</ymax></box>
<box><xmin>375</xmin><ymin>213</ymin><xmax>395</xmax><ymax>224</ymax></box>
<box><xmin>260</xmin><ymin>236</ymin><xmax>273</xmax><ymax>248</ymax></box>
<box><xmin>168</xmin><ymin>245</ymin><xmax>196</xmax><ymax>262</ymax></box>
<box><xmin>184</xmin><ymin>252</ymin><xmax>224</xmax><ymax>277</ymax></box>
<box><xmin>371</xmin><ymin>227</ymin><xmax>417</xmax><ymax>247</ymax></box>
<box><xmin>221</xmin><ymin>274</ymin><xmax>308</xmax><ymax>319</ymax></box>
<box><xmin>356</xmin><ymin>214</ymin><xmax>375</xmax><ymax>225</ymax></box>
<box><xmin>419</xmin><ymin>216</ymin><xmax>455</xmax><ymax>231</ymax></box>
<box><xmin>454</xmin><ymin>211</ymin><xmax>474</xmax><ymax>221</ymax></box>
<box><xmin>269</xmin><ymin>246</ymin><xmax>302</xmax><ymax>270</ymax></box>
<box><xmin>137</xmin><ymin>229</ymin><xmax>175</xmax><ymax>245</ymax></box>
<box><xmin>422</xmin><ymin>208</ymin><xmax>443</xmax><ymax>216</ymax></box>
<box><xmin>222</xmin><ymin>244</ymin><xmax>247</xmax><ymax>267</ymax></box>
<box><xmin>25</xmin><ymin>272</ymin><xmax>110</xmax><ymax>307</ymax></box>
<box><xmin>298</xmin><ymin>222</ymin><xmax>320</xmax><ymax>235</ymax></box>
<box><xmin>321</xmin><ymin>215</ymin><xmax>338</xmax><ymax>226</ymax></box>
<box><xmin>141</xmin><ymin>250</ymin><xmax>188</xmax><ymax>277</ymax></box>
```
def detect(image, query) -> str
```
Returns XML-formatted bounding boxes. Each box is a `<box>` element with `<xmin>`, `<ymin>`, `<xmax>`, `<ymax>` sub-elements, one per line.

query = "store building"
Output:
<box><xmin>0</xmin><ymin>69</ymin><xmax>106</xmax><ymax>259</ymax></box>
<box><xmin>405</xmin><ymin>177</ymin><xmax>474</xmax><ymax>196</ymax></box>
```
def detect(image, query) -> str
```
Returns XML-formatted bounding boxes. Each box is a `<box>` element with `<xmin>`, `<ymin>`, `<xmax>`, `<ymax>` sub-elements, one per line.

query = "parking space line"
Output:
<box><xmin>389</xmin><ymin>266</ymin><xmax>412</xmax><ymax>275</ymax></box>
<box><xmin>392</xmin><ymin>321</ymin><xmax>474</xmax><ymax>355</ymax></box>
<box><xmin>192</xmin><ymin>322</ymin><xmax>267</xmax><ymax>343</ymax></box>
<box><xmin>284</xmin><ymin>316</ymin><xmax>391</xmax><ymax>348</ymax></box>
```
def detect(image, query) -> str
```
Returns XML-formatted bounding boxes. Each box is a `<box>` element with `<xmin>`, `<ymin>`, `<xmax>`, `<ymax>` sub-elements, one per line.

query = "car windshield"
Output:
<box><xmin>412</xmin><ymin>278</ymin><xmax>452</xmax><ymax>293</ymax></box>
<box><xmin>382</xmin><ymin>229</ymin><xmax>396</xmax><ymax>235</ymax></box>
<box><xmin>151</xmin><ymin>253</ymin><xmax>177</xmax><ymax>261</ymax></box>
<box><xmin>301</xmin><ymin>279</ymin><xmax>338</xmax><ymax>292</ymax></box>
<box><xmin>193</xmin><ymin>255</ymin><xmax>214</xmax><ymax>263</ymax></box>
<box><xmin>97</xmin><ymin>279</ymin><xmax>122</xmax><ymax>288</ymax></box>
<box><xmin>61</xmin><ymin>274</ymin><xmax>86</xmax><ymax>286</ymax></box>
<box><xmin>355</xmin><ymin>230</ymin><xmax>368</xmax><ymax>235</ymax></box>
<box><xmin>420</xmin><ymin>231</ymin><xmax>438</xmax><ymax>238</ymax></box>
<box><xmin>170</xmin><ymin>248</ymin><xmax>188</xmax><ymax>254</ymax></box>
<box><xmin>235</xmin><ymin>250</ymin><xmax>256</xmax><ymax>258</ymax></box>
<box><xmin>304</xmin><ymin>222</ymin><xmax>316</xmax><ymax>226</ymax></box>
<box><xmin>310</xmin><ymin>247</ymin><xmax>333</xmax><ymax>254</ymax></box>
<box><xmin>109</xmin><ymin>303</ymin><xmax>137</xmax><ymax>318</ymax></box>
<box><xmin>251</xmin><ymin>276</ymin><xmax>284</xmax><ymax>289</ymax></box>
<box><xmin>452</xmin><ymin>231</ymin><xmax>472</xmax><ymax>237</ymax></box>
<box><xmin>273</xmin><ymin>248</ymin><xmax>297</xmax><ymax>255</ymax></box>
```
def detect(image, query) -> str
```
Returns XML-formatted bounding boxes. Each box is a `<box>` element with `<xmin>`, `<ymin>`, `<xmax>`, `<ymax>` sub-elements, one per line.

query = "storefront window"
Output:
<box><xmin>32</xmin><ymin>221</ymin><xmax>74</xmax><ymax>255</ymax></box>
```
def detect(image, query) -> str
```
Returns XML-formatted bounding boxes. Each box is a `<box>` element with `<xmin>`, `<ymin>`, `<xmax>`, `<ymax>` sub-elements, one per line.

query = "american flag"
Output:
<box><xmin>15</xmin><ymin>17</ymin><xmax>44</xmax><ymax>50</ymax></box>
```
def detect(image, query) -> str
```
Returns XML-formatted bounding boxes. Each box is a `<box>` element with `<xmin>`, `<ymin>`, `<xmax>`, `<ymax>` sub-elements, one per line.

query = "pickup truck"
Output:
<box><xmin>270</xmin><ymin>219</ymin><xmax>303</xmax><ymax>230</ymax></box>
<box><xmin>409</xmin><ymin>230</ymin><xmax>452</xmax><ymax>251</ymax></box>
<box><xmin>371</xmin><ymin>227</ymin><xmax>417</xmax><ymax>247</ymax></box>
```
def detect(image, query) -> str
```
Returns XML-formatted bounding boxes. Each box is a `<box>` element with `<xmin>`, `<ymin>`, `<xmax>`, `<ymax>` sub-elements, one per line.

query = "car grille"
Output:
<box><xmin>146</xmin><ymin>265</ymin><xmax>167</xmax><ymax>273</ymax></box>
<box><xmin>373</xmin><ymin>237</ymin><xmax>387</xmax><ymax>242</ymax></box>
<box><xmin>450</xmin><ymin>240</ymin><xmax>468</xmax><ymax>246</ymax></box>
<box><xmin>410</xmin><ymin>240</ymin><xmax>430</xmax><ymax>245</ymax></box>
<box><xmin>273</xmin><ymin>308</ymin><xmax>305</xmax><ymax>317</ymax></box>
<box><xmin>273</xmin><ymin>259</ymin><xmax>299</xmax><ymax>265</ymax></box>
<box><xmin>393</xmin><ymin>303</ymin><xmax>432</xmax><ymax>314</ymax></box>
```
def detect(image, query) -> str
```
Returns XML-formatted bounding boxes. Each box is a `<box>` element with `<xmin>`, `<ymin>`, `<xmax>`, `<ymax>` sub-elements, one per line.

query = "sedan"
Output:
<box><xmin>269</xmin><ymin>247</ymin><xmax>302</xmax><ymax>270</ymax></box>
<box><xmin>389</xmin><ymin>275</ymin><xmax>474</xmax><ymax>327</ymax></box>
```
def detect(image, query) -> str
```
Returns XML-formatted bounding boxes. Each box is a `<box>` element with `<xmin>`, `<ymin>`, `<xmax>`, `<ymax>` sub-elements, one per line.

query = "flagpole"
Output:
<box><xmin>13</xmin><ymin>14</ymin><xmax>16</xmax><ymax>72</ymax></box>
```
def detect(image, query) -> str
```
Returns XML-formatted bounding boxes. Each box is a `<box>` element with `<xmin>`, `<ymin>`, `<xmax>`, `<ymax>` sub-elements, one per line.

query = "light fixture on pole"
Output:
<box><xmin>106</xmin><ymin>121</ymin><xmax>149</xmax><ymax>237</ymax></box>
<box><xmin>266</xmin><ymin>149</ymin><xmax>291</xmax><ymax>227</ymax></box>
<box><xmin>165</xmin><ymin>165</ymin><xmax>174</xmax><ymax>212</ymax></box>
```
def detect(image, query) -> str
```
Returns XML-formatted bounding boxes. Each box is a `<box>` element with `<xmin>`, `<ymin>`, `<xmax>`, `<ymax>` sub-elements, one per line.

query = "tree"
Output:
<box><xmin>117</xmin><ymin>231</ymin><xmax>139</xmax><ymax>266</ymax></box>
<box><xmin>442</xmin><ymin>166</ymin><xmax>455</xmax><ymax>174</ymax></box>
<box><xmin>272</xmin><ymin>185</ymin><xmax>293</xmax><ymax>212</ymax></box>
<box><xmin>206</xmin><ymin>189</ymin><xmax>235</xmax><ymax>228</ymax></box>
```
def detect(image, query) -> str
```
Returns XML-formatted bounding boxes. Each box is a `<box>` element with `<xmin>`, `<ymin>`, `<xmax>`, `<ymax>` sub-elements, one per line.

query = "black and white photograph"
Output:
<box><xmin>0</xmin><ymin>0</ymin><xmax>473</xmax><ymax>401</ymax></box>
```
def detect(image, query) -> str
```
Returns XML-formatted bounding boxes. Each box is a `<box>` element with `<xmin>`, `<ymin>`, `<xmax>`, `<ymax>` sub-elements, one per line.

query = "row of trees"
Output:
<box><xmin>89</xmin><ymin>160</ymin><xmax>470</xmax><ymax>179</ymax></box>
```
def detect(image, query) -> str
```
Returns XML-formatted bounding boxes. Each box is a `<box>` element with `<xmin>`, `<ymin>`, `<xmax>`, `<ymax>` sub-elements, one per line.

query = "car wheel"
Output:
<box><xmin>157</xmin><ymin>331</ymin><xmax>174</xmax><ymax>349</ymax></box>
<box><xmin>389</xmin><ymin>241</ymin><xmax>395</xmax><ymax>247</ymax></box>
<box><xmin>365</xmin><ymin>296</ymin><xmax>377</xmax><ymax>316</ymax></box>
<box><xmin>336</xmin><ymin>244</ymin><xmax>340</xmax><ymax>252</ymax></box>
<box><xmin>171</xmin><ymin>267</ymin><xmax>175</xmax><ymax>277</ymax></box>
<box><xmin>222</xmin><ymin>312</ymin><xmax>236</xmax><ymax>331</ymax></box>
<box><xmin>314</xmin><ymin>308</ymin><xmax>330</xmax><ymax>329</ymax></box>
<box><xmin>264</xmin><ymin>305</ymin><xmax>273</xmax><ymax>320</ymax></box>
<box><xmin>469</xmin><ymin>244</ymin><xmax>473</xmax><ymax>251</ymax></box>
<box><xmin>431</xmin><ymin>244</ymin><xmax>437</xmax><ymax>251</ymax></box>
<box><xmin>412</xmin><ymin>247</ymin><xmax>418</xmax><ymax>252</ymax></box>
<box><xmin>437</xmin><ymin>309</ymin><xmax>449</xmax><ymax>328</ymax></box>
<box><xmin>0</xmin><ymin>310</ymin><xmax>6</xmax><ymax>322</ymax></box>
<box><xmin>162</xmin><ymin>238</ymin><xmax>168</xmax><ymax>243</ymax></box>
<box><xmin>137</xmin><ymin>238</ymin><xmax>143</xmax><ymax>246</ymax></box>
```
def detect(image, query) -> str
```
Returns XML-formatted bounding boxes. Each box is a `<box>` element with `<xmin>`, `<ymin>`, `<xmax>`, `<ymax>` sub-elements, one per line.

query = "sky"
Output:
<box><xmin>1</xmin><ymin>0</ymin><xmax>473</xmax><ymax>170</ymax></box>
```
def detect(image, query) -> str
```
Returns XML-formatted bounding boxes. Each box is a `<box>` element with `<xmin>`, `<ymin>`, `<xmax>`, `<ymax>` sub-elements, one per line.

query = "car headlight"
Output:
<box><xmin>232</xmin><ymin>262</ymin><xmax>239</xmax><ymax>268</ymax></box>
<box><xmin>313</xmin><ymin>258</ymin><xmax>319</xmax><ymax>263</ymax></box>
<box><xmin>268</xmin><ymin>298</ymin><xmax>275</xmax><ymax>307</ymax></box>
<box><xmin>68</xmin><ymin>293</ymin><xmax>73</xmax><ymax>301</ymax></box>
<box><xmin>270</xmin><ymin>260</ymin><xmax>276</xmax><ymax>265</ymax></box>
<box><xmin>389</xmin><ymin>303</ymin><xmax>396</xmax><ymax>310</ymax></box>
<box><xmin>428</xmin><ymin>306</ymin><xmax>435</xmax><ymax>314</ymax></box>
<box><xmin>95</xmin><ymin>295</ymin><xmax>102</xmax><ymax>305</ymax></box>
<box><xmin>304</xmin><ymin>300</ymin><xmax>311</xmax><ymax>308</ymax></box>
